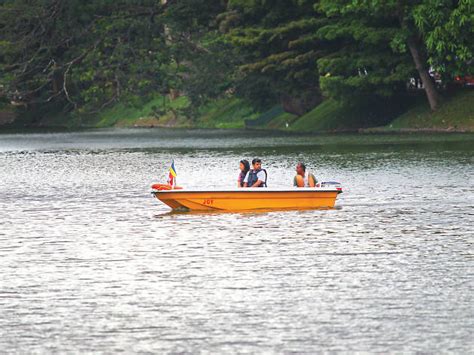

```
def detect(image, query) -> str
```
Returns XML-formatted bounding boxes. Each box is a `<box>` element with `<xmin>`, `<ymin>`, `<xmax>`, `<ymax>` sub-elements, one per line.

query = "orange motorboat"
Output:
<box><xmin>151</xmin><ymin>184</ymin><xmax>342</xmax><ymax>212</ymax></box>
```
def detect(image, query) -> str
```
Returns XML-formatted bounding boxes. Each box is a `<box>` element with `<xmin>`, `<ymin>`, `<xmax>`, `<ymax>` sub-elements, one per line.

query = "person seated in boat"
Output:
<box><xmin>244</xmin><ymin>158</ymin><xmax>267</xmax><ymax>187</ymax></box>
<box><xmin>294</xmin><ymin>162</ymin><xmax>317</xmax><ymax>187</ymax></box>
<box><xmin>237</xmin><ymin>159</ymin><xmax>250</xmax><ymax>188</ymax></box>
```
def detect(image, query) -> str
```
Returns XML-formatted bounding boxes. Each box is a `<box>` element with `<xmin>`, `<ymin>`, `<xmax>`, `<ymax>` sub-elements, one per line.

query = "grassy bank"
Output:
<box><xmin>259</xmin><ymin>96</ymin><xmax>414</xmax><ymax>132</ymax></box>
<box><xmin>196</xmin><ymin>98</ymin><xmax>259</xmax><ymax>128</ymax></box>
<box><xmin>35</xmin><ymin>95</ymin><xmax>190</xmax><ymax>128</ymax></box>
<box><xmin>32</xmin><ymin>95</ymin><xmax>259</xmax><ymax>129</ymax></box>
<box><xmin>259</xmin><ymin>89</ymin><xmax>473</xmax><ymax>133</ymax></box>
<box><xmin>93</xmin><ymin>96</ymin><xmax>189</xmax><ymax>128</ymax></box>
<box><xmin>2</xmin><ymin>89</ymin><xmax>472</xmax><ymax>133</ymax></box>
<box><xmin>378</xmin><ymin>89</ymin><xmax>474</xmax><ymax>132</ymax></box>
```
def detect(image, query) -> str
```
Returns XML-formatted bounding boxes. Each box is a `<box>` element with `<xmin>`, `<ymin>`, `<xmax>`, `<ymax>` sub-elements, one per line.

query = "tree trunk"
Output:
<box><xmin>406</xmin><ymin>36</ymin><xmax>441</xmax><ymax>111</ymax></box>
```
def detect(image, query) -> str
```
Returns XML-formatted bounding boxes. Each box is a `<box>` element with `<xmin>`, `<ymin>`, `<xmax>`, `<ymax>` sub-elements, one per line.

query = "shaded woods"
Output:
<box><xmin>0</xmin><ymin>0</ymin><xmax>472</xmax><ymax>126</ymax></box>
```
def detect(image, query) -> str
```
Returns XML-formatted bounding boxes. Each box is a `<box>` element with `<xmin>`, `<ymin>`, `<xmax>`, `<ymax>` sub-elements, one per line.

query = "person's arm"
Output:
<box><xmin>251</xmin><ymin>180</ymin><xmax>263</xmax><ymax>187</ymax></box>
<box><xmin>243</xmin><ymin>171</ymin><xmax>249</xmax><ymax>187</ymax></box>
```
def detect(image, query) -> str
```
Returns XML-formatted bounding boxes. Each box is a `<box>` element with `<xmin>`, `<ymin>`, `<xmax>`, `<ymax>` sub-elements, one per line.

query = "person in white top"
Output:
<box><xmin>294</xmin><ymin>162</ymin><xmax>317</xmax><ymax>187</ymax></box>
<box><xmin>243</xmin><ymin>158</ymin><xmax>267</xmax><ymax>187</ymax></box>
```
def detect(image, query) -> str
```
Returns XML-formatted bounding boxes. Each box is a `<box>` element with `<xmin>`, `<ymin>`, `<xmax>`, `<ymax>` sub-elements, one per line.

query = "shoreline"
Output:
<box><xmin>1</xmin><ymin>89</ymin><xmax>473</xmax><ymax>133</ymax></box>
<box><xmin>1</xmin><ymin>123</ymin><xmax>473</xmax><ymax>136</ymax></box>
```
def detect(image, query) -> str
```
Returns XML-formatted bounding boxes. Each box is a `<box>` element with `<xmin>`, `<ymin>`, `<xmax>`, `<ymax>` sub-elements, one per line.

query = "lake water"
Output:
<box><xmin>0</xmin><ymin>129</ymin><xmax>473</xmax><ymax>353</ymax></box>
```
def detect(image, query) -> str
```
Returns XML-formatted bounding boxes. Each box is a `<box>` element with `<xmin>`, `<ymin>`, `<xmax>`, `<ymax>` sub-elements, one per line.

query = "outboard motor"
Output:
<box><xmin>319</xmin><ymin>181</ymin><xmax>342</xmax><ymax>192</ymax></box>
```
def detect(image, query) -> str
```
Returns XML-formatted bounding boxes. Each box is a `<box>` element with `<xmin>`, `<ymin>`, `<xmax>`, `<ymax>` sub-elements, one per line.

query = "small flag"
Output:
<box><xmin>169</xmin><ymin>160</ymin><xmax>177</xmax><ymax>178</ymax></box>
<box><xmin>168</xmin><ymin>160</ymin><xmax>177</xmax><ymax>186</ymax></box>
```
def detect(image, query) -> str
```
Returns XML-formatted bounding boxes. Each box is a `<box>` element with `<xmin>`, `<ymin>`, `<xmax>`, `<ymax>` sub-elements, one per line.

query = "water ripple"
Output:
<box><xmin>0</xmin><ymin>130</ymin><xmax>473</xmax><ymax>353</ymax></box>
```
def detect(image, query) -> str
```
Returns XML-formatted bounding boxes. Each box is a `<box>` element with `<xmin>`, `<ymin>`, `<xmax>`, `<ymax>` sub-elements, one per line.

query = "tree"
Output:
<box><xmin>317</xmin><ymin>0</ymin><xmax>450</xmax><ymax>111</ymax></box>
<box><xmin>412</xmin><ymin>0</ymin><xmax>474</xmax><ymax>79</ymax></box>
<box><xmin>219</xmin><ymin>0</ymin><xmax>330</xmax><ymax>115</ymax></box>
<box><xmin>161</xmin><ymin>0</ymin><xmax>235</xmax><ymax>114</ymax></box>
<box><xmin>0</xmin><ymin>0</ymin><xmax>173</xmax><ymax>117</ymax></box>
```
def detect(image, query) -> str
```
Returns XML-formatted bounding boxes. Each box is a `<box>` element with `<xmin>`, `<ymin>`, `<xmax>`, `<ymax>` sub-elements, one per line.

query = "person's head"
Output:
<box><xmin>239</xmin><ymin>159</ymin><xmax>250</xmax><ymax>172</ymax></box>
<box><xmin>252</xmin><ymin>158</ymin><xmax>262</xmax><ymax>170</ymax></box>
<box><xmin>296</xmin><ymin>162</ymin><xmax>306</xmax><ymax>176</ymax></box>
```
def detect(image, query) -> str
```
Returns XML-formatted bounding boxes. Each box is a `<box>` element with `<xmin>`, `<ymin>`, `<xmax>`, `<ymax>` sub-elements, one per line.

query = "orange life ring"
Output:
<box><xmin>151</xmin><ymin>183</ymin><xmax>172</xmax><ymax>190</ymax></box>
<box><xmin>151</xmin><ymin>183</ymin><xmax>183</xmax><ymax>190</ymax></box>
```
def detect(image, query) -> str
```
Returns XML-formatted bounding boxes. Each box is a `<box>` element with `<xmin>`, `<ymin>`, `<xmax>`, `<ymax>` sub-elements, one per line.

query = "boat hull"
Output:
<box><xmin>152</xmin><ymin>188</ymin><xmax>341</xmax><ymax>211</ymax></box>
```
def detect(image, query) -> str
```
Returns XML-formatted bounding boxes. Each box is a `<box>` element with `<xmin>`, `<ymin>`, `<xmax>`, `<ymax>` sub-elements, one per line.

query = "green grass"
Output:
<box><xmin>245</xmin><ymin>106</ymin><xmax>300</xmax><ymax>130</ymax></box>
<box><xmin>8</xmin><ymin>88</ymin><xmax>472</xmax><ymax>132</ymax></box>
<box><xmin>92</xmin><ymin>95</ymin><xmax>189</xmax><ymax>127</ymax></box>
<box><xmin>265</xmin><ymin>91</ymin><xmax>474</xmax><ymax>133</ymax></box>
<box><xmin>286</xmin><ymin>99</ymin><xmax>386</xmax><ymax>132</ymax></box>
<box><xmin>196</xmin><ymin>98</ymin><xmax>259</xmax><ymax>128</ymax></box>
<box><xmin>85</xmin><ymin>96</ymin><xmax>260</xmax><ymax>129</ymax></box>
<box><xmin>385</xmin><ymin>89</ymin><xmax>474</xmax><ymax>131</ymax></box>
<box><xmin>266</xmin><ymin>111</ymin><xmax>298</xmax><ymax>129</ymax></box>
<box><xmin>36</xmin><ymin>96</ymin><xmax>256</xmax><ymax>129</ymax></box>
<box><xmin>235</xmin><ymin>100</ymin><xmax>378</xmax><ymax>132</ymax></box>
<box><xmin>34</xmin><ymin>95</ymin><xmax>190</xmax><ymax>128</ymax></box>
<box><xmin>36</xmin><ymin>111</ymin><xmax>82</xmax><ymax>128</ymax></box>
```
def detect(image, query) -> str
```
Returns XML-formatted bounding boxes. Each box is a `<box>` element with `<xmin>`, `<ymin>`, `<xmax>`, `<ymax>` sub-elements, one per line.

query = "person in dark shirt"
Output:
<box><xmin>244</xmin><ymin>158</ymin><xmax>267</xmax><ymax>187</ymax></box>
<box><xmin>237</xmin><ymin>159</ymin><xmax>250</xmax><ymax>187</ymax></box>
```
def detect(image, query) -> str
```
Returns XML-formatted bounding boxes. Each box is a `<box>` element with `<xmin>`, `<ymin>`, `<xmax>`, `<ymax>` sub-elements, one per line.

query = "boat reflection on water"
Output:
<box><xmin>152</xmin><ymin>204</ymin><xmax>343</xmax><ymax>219</ymax></box>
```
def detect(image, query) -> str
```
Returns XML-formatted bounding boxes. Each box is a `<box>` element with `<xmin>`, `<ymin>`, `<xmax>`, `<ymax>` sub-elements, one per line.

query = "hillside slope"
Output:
<box><xmin>382</xmin><ymin>90</ymin><xmax>474</xmax><ymax>131</ymax></box>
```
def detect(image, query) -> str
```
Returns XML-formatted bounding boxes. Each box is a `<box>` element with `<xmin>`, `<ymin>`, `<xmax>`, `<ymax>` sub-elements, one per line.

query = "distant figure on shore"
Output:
<box><xmin>237</xmin><ymin>159</ymin><xmax>250</xmax><ymax>187</ymax></box>
<box><xmin>244</xmin><ymin>158</ymin><xmax>267</xmax><ymax>187</ymax></box>
<box><xmin>294</xmin><ymin>162</ymin><xmax>317</xmax><ymax>187</ymax></box>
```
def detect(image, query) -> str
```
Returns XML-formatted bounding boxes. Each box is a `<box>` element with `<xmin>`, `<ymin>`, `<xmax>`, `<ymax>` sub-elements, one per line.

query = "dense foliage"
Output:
<box><xmin>0</xmin><ymin>0</ymin><xmax>176</xmax><ymax>117</ymax></box>
<box><xmin>219</xmin><ymin>0</ymin><xmax>328</xmax><ymax>115</ymax></box>
<box><xmin>0</xmin><ymin>0</ymin><xmax>472</xmax><ymax>121</ymax></box>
